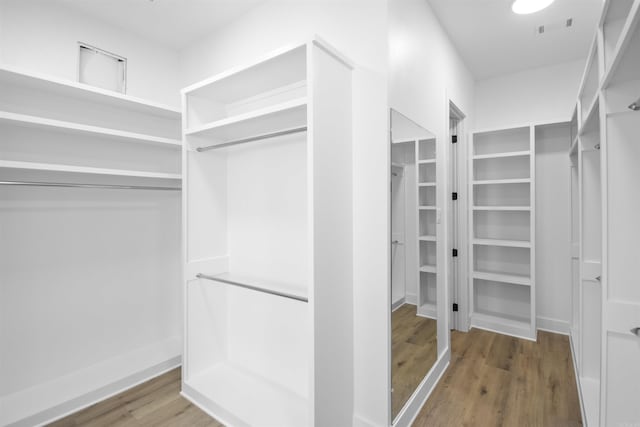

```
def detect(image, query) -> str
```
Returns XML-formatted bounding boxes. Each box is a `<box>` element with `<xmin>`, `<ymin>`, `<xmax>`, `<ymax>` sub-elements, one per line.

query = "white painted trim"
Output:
<box><xmin>405</xmin><ymin>293</ymin><xmax>417</xmax><ymax>305</ymax></box>
<box><xmin>392</xmin><ymin>351</ymin><xmax>450</xmax><ymax>427</ymax></box>
<box><xmin>536</xmin><ymin>316</ymin><xmax>571</xmax><ymax>335</ymax></box>
<box><xmin>392</xmin><ymin>297</ymin><xmax>406</xmax><ymax>312</ymax></box>
<box><xmin>2</xmin><ymin>337</ymin><xmax>181</xmax><ymax>427</ymax></box>
<box><xmin>569</xmin><ymin>332</ymin><xmax>588</xmax><ymax>427</ymax></box>
<box><xmin>353</xmin><ymin>413</ymin><xmax>382</xmax><ymax>427</ymax></box>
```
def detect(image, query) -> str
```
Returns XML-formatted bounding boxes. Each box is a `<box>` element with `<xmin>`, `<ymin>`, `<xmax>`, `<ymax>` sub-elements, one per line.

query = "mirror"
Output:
<box><xmin>390</xmin><ymin>109</ymin><xmax>438</xmax><ymax>421</ymax></box>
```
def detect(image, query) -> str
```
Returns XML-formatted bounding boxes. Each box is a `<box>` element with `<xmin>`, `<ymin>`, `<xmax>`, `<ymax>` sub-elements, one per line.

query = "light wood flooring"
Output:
<box><xmin>392</xmin><ymin>304</ymin><xmax>437</xmax><ymax>418</ymax></box>
<box><xmin>49</xmin><ymin>324</ymin><xmax>581</xmax><ymax>426</ymax></box>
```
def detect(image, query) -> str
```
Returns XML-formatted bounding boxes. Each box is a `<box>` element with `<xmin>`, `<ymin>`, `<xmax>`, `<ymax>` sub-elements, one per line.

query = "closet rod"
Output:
<box><xmin>0</xmin><ymin>181</ymin><xmax>181</xmax><ymax>191</ymax></box>
<box><xmin>196</xmin><ymin>273</ymin><xmax>308</xmax><ymax>303</ymax></box>
<box><xmin>196</xmin><ymin>126</ymin><xmax>308</xmax><ymax>152</ymax></box>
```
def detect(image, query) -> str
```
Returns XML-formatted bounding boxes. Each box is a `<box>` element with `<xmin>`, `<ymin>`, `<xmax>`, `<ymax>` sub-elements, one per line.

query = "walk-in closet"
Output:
<box><xmin>0</xmin><ymin>0</ymin><xmax>639</xmax><ymax>426</ymax></box>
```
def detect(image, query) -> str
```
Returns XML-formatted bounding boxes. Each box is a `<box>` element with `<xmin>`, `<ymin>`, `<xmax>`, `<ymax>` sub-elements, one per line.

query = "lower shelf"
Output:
<box><xmin>184</xmin><ymin>363</ymin><xmax>308</xmax><ymax>427</ymax></box>
<box><xmin>417</xmin><ymin>302</ymin><xmax>436</xmax><ymax>319</ymax></box>
<box><xmin>471</xmin><ymin>311</ymin><xmax>534</xmax><ymax>340</ymax></box>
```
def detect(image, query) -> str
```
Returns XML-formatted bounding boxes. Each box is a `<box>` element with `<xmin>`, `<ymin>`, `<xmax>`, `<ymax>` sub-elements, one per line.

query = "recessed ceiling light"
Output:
<box><xmin>512</xmin><ymin>0</ymin><xmax>556</xmax><ymax>15</ymax></box>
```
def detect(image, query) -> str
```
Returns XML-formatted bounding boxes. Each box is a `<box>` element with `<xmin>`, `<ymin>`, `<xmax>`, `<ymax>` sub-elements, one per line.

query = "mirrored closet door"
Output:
<box><xmin>390</xmin><ymin>109</ymin><xmax>438</xmax><ymax>422</ymax></box>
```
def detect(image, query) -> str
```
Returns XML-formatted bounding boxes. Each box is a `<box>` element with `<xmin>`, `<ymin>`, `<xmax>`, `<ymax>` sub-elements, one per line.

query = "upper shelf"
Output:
<box><xmin>601</xmin><ymin>0</ymin><xmax>640</xmax><ymax>88</ymax></box>
<box><xmin>0</xmin><ymin>65</ymin><xmax>181</xmax><ymax>119</ymax></box>
<box><xmin>0</xmin><ymin>160</ymin><xmax>181</xmax><ymax>180</ymax></box>
<box><xmin>185</xmin><ymin>98</ymin><xmax>307</xmax><ymax>144</ymax></box>
<box><xmin>0</xmin><ymin>111</ymin><xmax>181</xmax><ymax>149</ymax></box>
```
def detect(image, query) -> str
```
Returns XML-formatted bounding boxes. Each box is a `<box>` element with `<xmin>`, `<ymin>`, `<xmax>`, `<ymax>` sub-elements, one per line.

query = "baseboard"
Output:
<box><xmin>181</xmin><ymin>382</ymin><xmax>246</xmax><ymax>427</ymax></box>
<box><xmin>536</xmin><ymin>316</ymin><xmax>570</xmax><ymax>335</ymax></box>
<box><xmin>1</xmin><ymin>336</ymin><xmax>182</xmax><ymax>427</ymax></box>
<box><xmin>392</xmin><ymin>297</ymin><xmax>406</xmax><ymax>312</ymax></box>
<box><xmin>569</xmin><ymin>332</ymin><xmax>588</xmax><ymax>427</ymax></box>
<box><xmin>405</xmin><ymin>293</ymin><xmax>417</xmax><ymax>305</ymax></box>
<box><xmin>392</xmin><ymin>349</ymin><xmax>450</xmax><ymax>427</ymax></box>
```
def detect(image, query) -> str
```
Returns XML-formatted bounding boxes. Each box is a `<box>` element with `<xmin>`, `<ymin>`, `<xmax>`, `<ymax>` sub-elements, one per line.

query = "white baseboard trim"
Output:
<box><xmin>392</xmin><ymin>297</ymin><xmax>406</xmax><ymax>312</ymax></box>
<box><xmin>536</xmin><ymin>316</ymin><xmax>570</xmax><ymax>335</ymax></box>
<box><xmin>405</xmin><ymin>293</ymin><xmax>417</xmax><ymax>305</ymax></box>
<box><xmin>2</xmin><ymin>336</ymin><xmax>181</xmax><ymax>427</ymax></box>
<box><xmin>392</xmin><ymin>349</ymin><xmax>450</xmax><ymax>427</ymax></box>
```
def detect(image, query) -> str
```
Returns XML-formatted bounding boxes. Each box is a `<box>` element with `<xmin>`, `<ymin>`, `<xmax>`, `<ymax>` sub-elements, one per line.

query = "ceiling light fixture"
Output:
<box><xmin>512</xmin><ymin>0</ymin><xmax>556</xmax><ymax>15</ymax></box>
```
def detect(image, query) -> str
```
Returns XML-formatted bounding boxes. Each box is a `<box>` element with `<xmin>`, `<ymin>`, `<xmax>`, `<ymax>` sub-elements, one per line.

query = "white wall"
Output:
<box><xmin>475</xmin><ymin>59</ymin><xmax>584</xmax><ymax>130</ymax></box>
<box><xmin>0</xmin><ymin>0</ymin><xmax>181</xmax><ymax>107</ymax></box>
<box><xmin>179</xmin><ymin>1</ymin><xmax>390</xmax><ymax>425</ymax></box>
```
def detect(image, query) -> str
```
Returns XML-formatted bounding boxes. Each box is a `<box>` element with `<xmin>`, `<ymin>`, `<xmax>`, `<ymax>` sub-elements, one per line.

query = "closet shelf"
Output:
<box><xmin>417</xmin><ymin>302</ymin><xmax>436</xmax><ymax>319</ymax></box>
<box><xmin>579</xmin><ymin>96</ymin><xmax>600</xmax><ymax>136</ymax></box>
<box><xmin>601</xmin><ymin>1</ymin><xmax>640</xmax><ymax>88</ymax></box>
<box><xmin>418</xmin><ymin>205</ymin><xmax>437</xmax><ymax>210</ymax></box>
<box><xmin>185</xmin><ymin>363</ymin><xmax>308</xmax><ymax>427</ymax></box>
<box><xmin>419</xmin><ymin>235</ymin><xmax>437</xmax><ymax>242</ymax></box>
<box><xmin>418</xmin><ymin>183</ymin><xmax>436</xmax><ymax>187</ymax></box>
<box><xmin>185</xmin><ymin>98</ymin><xmax>307</xmax><ymax>143</ymax></box>
<box><xmin>0</xmin><ymin>160</ymin><xmax>181</xmax><ymax>180</ymax></box>
<box><xmin>471</xmin><ymin>311</ymin><xmax>531</xmax><ymax>334</ymax></box>
<box><xmin>420</xmin><ymin>265</ymin><xmax>437</xmax><ymax>273</ymax></box>
<box><xmin>0</xmin><ymin>65</ymin><xmax>181</xmax><ymax>119</ymax></box>
<box><xmin>0</xmin><ymin>111</ymin><xmax>181</xmax><ymax>148</ymax></box>
<box><xmin>472</xmin><ymin>151</ymin><xmax>531</xmax><ymax>160</ymax></box>
<box><xmin>473</xmin><ymin>239</ymin><xmax>531</xmax><ymax>248</ymax></box>
<box><xmin>196</xmin><ymin>272</ymin><xmax>308</xmax><ymax>302</ymax></box>
<box><xmin>417</xmin><ymin>159</ymin><xmax>436</xmax><ymax>164</ymax></box>
<box><xmin>473</xmin><ymin>178</ymin><xmax>531</xmax><ymax>185</ymax></box>
<box><xmin>472</xmin><ymin>206</ymin><xmax>531</xmax><ymax>211</ymax></box>
<box><xmin>473</xmin><ymin>271</ymin><xmax>531</xmax><ymax>286</ymax></box>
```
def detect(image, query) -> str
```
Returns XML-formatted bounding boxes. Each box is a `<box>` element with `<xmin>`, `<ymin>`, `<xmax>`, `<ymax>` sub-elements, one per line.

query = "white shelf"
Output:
<box><xmin>579</xmin><ymin>96</ymin><xmax>600</xmax><ymax>136</ymax></box>
<box><xmin>418</xmin><ymin>182</ymin><xmax>436</xmax><ymax>187</ymax></box>
<box><xmin>419</xmin><ymin>235</ymin><xmax>437</xmax><ymax>242</ymax></box>
<box><xmin>601</xmin><ymin>0</ymin><xmax>640</xmax><ymax>87</ymax></box>
<box><xmin>472</xmin><ymin>206</ymin><xmax>531</xmax><ymax>211</ymax></box>
<box><xmin>471</xmin><ymin>311</ymin><xmax>532</xmax><ymax>339</ymax></box>
<box><xmin>0</xmin><ymin>65</ymin><xmax>181</xmax><ymax>119</ymax></box>
<box><xmin>0</xmin><ymin>160</ymin><xmax>181</xmax><ymax>180</ymax></box>
<box><xmin>418</xmin><ymin>205</ymin><xmax>437</xmax><ymax>210</ymax></box>
<box><xmin>420</xmin><ymin>265</ymin><xmax>437</xmax><ymax>273</ymax></box>
<box><xmin>473</xmin><ymin>271</ymin><xmax>531</xmax><ymax>286</ymax></box>
<box><xmin>417</xmin><ymin>159</ymin><xmax>436</xmax><ymax>164</ymax></box>
<box><xmin>185</xmin><ymin>363</ymin><xmax>308</xmax><ymax>427</ymax></box>
<box><xmin>416</xmin><ymin>302</ymin><xmax>437</xmax><ymax>319</ymax></box>
<box><xmin>473</xmin><ymin>239</ymin><xmax>531</xmax><ymax>248</ymax></box>
<box><xmin>473</xmin><ymin>178</ymin><xmax>531</xmax><ymax>185</ymax></box>
<box><xmin>0</xmin><ymin>111</ymin><xmax>181</xmax><ymax>148</ymax></box>
<box><xmin>198</xmin><ymin>272</ymin><xmax>308</xmax><ymax>302</ymax></box>
<box><xmin>473</xmin><ymin>151</ymin><xmax>530</xmax><ymax>160</ymax></box>
<box><xmin>185</xmin><ymin>98</ymin><xmax>307</xmax><ymax>143</ymax></box>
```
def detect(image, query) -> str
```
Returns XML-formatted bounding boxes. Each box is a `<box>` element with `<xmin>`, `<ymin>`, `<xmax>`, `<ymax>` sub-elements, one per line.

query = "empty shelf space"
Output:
<box><xmin>0</xmin><ymin>160</ymin><xmax>181</xmax><ymax>180</ymax></box>
<box><xmin>471</xmin><ymin>311</ymin><xmax>531</xmax><ymax>335</ymax></box>
<box><xmin>196</xmin><ymin>272</ymin><xmax>308</xmax><ymax>302</ymax></box>
<box><xmin>417</xmin><ymin>302</ymin><xmax>436</xmax><ymax>319</ymax></box>
<box><xmin>185</xmin><ymin>98</ymin><xmax>307</xmax><ymax>144</ymax></box>
<box><xmin>472</xmin><ymin>151</ymin><xmax>530</xmax><ymax>160</ymax></box>
<box><xmin>473</xmin><ymin>239</ymin><xmax>531</xmax><ymax>248</ymax></box>
<box><xmin>473</xmin><ymin>271</ymin><xmax>531</xmax><ymax>286</ymax></box>
<box><xmin>0</xmin><ymin>111</ymin><xmax>181</xmax><ymax>148</ymax></box>
<box><xmin>579</xmin><ymin>97</ymin><xmax>600</xmax><ymax>136</ymax></box>
<box><xmin>602</xmin><ymin>0</ymin><xmax>640</xmax><ymax>87</ymax></box>
<box><xmin>473</xmin><ymin>206</ymin><xmax>531</xmax><ymax>211</ymax></box>
<box><xmin>473</xmin><ymin>178</ymin><xmax>531</xmax><ymax>185</ymax></box>
<box><xmin>419</xmin><ymin>235</ymin><xmax>437</xmax><ymax>242</ymax></box>
<box><xmin>185</xmin><ymin>363</ymin><xmax>308</xmax><ymax>427</ymax></box>
<box><xmin>0</xmin><ymin>65</ymin><xmax>181</xmax><ymax>119</ymax></box>
<box><xmin>420</xmin><ymin>265</ymin><xmax>437</xmax><ymax>273</ymax></box>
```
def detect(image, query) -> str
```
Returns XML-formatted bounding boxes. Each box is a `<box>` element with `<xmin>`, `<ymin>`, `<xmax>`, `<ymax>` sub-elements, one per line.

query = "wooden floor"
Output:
<box><xmin>392</xmin><ymin>304</ymin><xmax>437</xmax><ymax>418</ymax></box>
<box><xmin>412</xmin><ymin>328</ymin><xmax>583</xmax><ymax>427</ymax></box>
<box><xmin>49</xmin><ymin>327</ymin><xmax>582</xmax><ymax>427</ymax></box>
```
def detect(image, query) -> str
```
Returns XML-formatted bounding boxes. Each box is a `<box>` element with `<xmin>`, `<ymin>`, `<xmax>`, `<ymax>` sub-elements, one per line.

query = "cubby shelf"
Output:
<box><xmin>473</xmin><ymin>178</ymin><xmax>531</xmax><ymax>185</ymax></box>
<box><xmin>184</xmin><ymin>98</ymin><xmax>307</xmax><ymax>142</ymax></box>
<box><xmin>472</xmin><ymin>271</ymin><xmax>531</xmax><ymax>286</ymax></box>
<box><xmin>472</xmin><ymin>239</ymin><xmax>531</xmax><ymax>248</ymax></box>
<box><xmin>579</xmin><ymin>96</ymin><xmax>600</xmax><ymax>136</ymax></box>
<box><xmin>601</xmin><ymin>0</ymin><xmax>640</xmax><ymax>88</ymax></box>
<box><xmin>185</xmin><ymin>363</ymin><xmax>308</xmax><ymax>427</ymax></box>
<box><xmin>0</xmin><ymin>160</ymin><xmax>181</xmax><ymax>180</ymax></box>
<box><xmin>417</xmin><ymin>302</ymin><xmax>436</xmax><ymax>319</ymax></box>
<box><xmin>419</xmin><ymin>235</ymin><xmax>437</xmax><ymax>242</ymax></box>
<box><xmin>418</xmin><ymin>183</ymin><xmax>436</xmax><ymax>187</ymax></box>
<box><xmin>471</xmin><ymin>311</ymin><xmax>531</xmax><ymax>334</ymax></box>
<box><xmin>420</xmin><ymin>265</ymin><xmax>437</xmax><ymax>274</ymax></box>
<box><xmin>472</xmin><ymin>151</ymin><xmax>530</xmax><ymax>160</ymax></box>
<box><xmin>0</xmin><ymin>111</ymin><xmax>181</xmax><ymax>148</ymax></box>
<box><xmin>418</xmin><ymin>206</ymin><xmax>437</xmax><ymax>210</ymax></box>
<box><xmin>472</xmin><ymin>206</ymin><xmax>531</xmax><ymax>211</ymax></box>
<box><xmin>417</xmin><ymin>159</ymin><xmax>436</xmax><ymax>164</ymax></box>
<box><xmin>0</xmin><ymin>65</ymin><xmax>181</xmax><ymax>119</ymax></box>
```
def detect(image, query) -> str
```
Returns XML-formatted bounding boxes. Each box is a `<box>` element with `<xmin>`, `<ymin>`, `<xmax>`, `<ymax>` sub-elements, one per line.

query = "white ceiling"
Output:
<box><xmin>427</xmin><ymin>0</ymin><xmax>604</xmax><ymax>79</ymax></box>
<box><xmin>54</xmin><ymin>0</ymin><xmax>266</xmax><ymax>50</ymax></box>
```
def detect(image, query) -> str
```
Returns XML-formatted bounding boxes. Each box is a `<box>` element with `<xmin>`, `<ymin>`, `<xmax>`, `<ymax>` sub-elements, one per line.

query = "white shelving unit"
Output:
<box><xmin>469</xmin><ymin>126</ymin><xmax>536</xmax><ymax>340</ymax></box>
<box><xmin>0</xmin><ymin>65</ymin><xmax>182</xmax><ymax>426</ymax></box>
<box><xmin>181</xmin><ymin>39</ymin><xmax>354</xmax><ymax>427</ymax></box>
<box><xmin>415</xmin><ymin>138</ymin><xmax>437</xmax><ymax>319</ymax></box>
<box><xmin>569</xmin><ymin>2</ymin><xmax>640</xmax><ymax>426</ymax></box>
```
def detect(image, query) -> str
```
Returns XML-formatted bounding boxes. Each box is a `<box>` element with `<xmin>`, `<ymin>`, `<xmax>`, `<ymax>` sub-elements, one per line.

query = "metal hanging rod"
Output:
<box><xmin>0</xmin><ymin>181</ymin><xmax>181</xmax><ymax>191</ymax></box>
<box><xmin>196</xmin><ymin>273</ymin><xmax>308</xmax><ymax>303</ymax></box>
<box><xmin>196</xmin><ymin>126</ymin><xmax>308</xmax><ymax>152</ymax></box>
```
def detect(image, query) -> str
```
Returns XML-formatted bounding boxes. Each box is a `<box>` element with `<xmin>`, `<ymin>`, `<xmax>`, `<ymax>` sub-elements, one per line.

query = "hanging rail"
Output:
<box><xmin>196</xmin><ymin>126</ymin><xmax>308</xmax><ymax>152</ymax></box>
<box><xmin>0</xmin><ymin>181</ymin><xmax>181</xmax><ymax>191</ymax></box>
<box><xmin>196</xmin><ymin>273</ymin><xmax>308</xmax><ymax>303</ymax></box>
